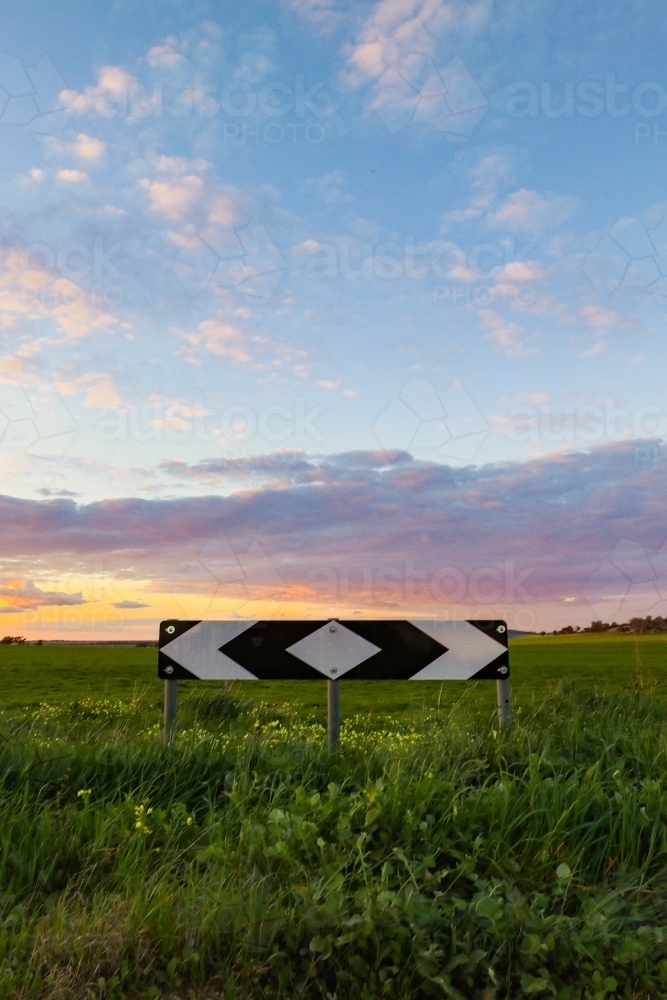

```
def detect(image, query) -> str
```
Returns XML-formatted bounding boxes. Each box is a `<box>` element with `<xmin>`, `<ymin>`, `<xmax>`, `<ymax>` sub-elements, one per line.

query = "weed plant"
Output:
<box><xmin>1</xmin><ymin>683</ymin><xmax>667</xmax><ymax>998</ymax></box>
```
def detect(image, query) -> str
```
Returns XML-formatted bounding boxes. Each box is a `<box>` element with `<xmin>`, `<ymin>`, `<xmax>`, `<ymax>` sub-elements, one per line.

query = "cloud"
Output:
<box><xmin>0</xmin><ymin>579</ymin><xmax>86</xmax><ymax>611</ymax></box>
<box><xmin>143</xmin><ymin>400</ymin><xmax>211</xmax><ymax>436</ymax></box>
<box><xmin>147</xmin><ymin>36</ymin><xmax>186</xmax><ymax>68</ymax></box>
<box><xmin>177</xmin><ymin>317</ymin><xmax>252</xmax><ymax>364</ymax></box>
<box><xmin>153</xmin><ymin>154</ymin><xmax>211</xmax><ymax>176</ymax></box>
<box><xmin>306</xmin><ymin>169</ymin><xmax>353</xmax><ymax>205</ymax></box>
<box><xmin>57</xmin><ymin>169</ymin><xmax>89</xmax><ymax>184</ymax></box>
<box><xmin>487</xmin><ymin>189</ymin><xmax>577</xmax><ymax>234</ymax></box>
<box><xmin>174</xmin><ymin>311</ymin><xmax>303</xmax><ymax>370</ymax></box>
<box><xmin>45</xmin><ymin>133</ymin><xmax>106</xmax><ymax>165</ymax></box>
<box><xmin>342</xmin><ymin>0</ymin><xmax>458</xmax><ymax>87</ymax></box>
<box><xmin>56</xmin><ymin>373</ymin><xmax>123</xmax><ymax>408</ymax></box>
<box><xmin>440</xmin><ymin>151</ymin><xmax>514</xmax><ymax>228</ymax></box>
<box><xmin>338</xmin><ymin>0</ymin><xmax>491</xmax><ymax>147</ymax></box>
<box><xmin>139</xmin><ymin>175</ymin><xmax>204</xmax><ymax>221</ymax></box>
<box><xmin>51</xmin><ymin>283</ymin><xmax>120</xmax><ymax>339</ymax></box>
<box><xmin>282</xmin><ymin>0</ymin><xmax>343</xmax><ymax>33</ymax></box>
<box><xmin>478</xmin><ymin>308</ymin><xmax>537</xmax><ymax>356</ymax></box>
<box><xmin>0</xmin><ymin>251</ymin><xmax>122</xmax><ymax>342</ymax></box>
<box><xmin>581</xmin><ymin>341</ymin><xmax>607</xmax><ymax>358</ymax></box>
<box><xmin>73</xmin><ymin>133</ymin><xmax>106</xmax><ymax>160</ymax></box>
<box><xmin>1</xmin><ymin>442</ymin><xmax>665</xmax><ymax>614</ymax></box>
<box><xmin>159</xmin><ymin>450</ymin><xmax>319</xmax><ymax>485</ymax></box>
<box><xmin>576</xmin><ymin>304</ymin><xmax>635</xmax><ymax>357</ymax></box>
<box><xmin>36</xmin><ymin>488</ymin><xmax>80</xmax><ymax>497</ymax></box>
<box><xmin>492</xmin><ymin>261</ymin><xmax>546</xmax><ymax>282</ymax></box>
<box><xmin>61</xmin><ymin>65</ymin><xmax>141</xmax><ymax>117</ymax></box>
<box><xmin>112</xmin><ymin>600</ymin><xmax>151</xmax><ymax>609</ymax></box>
<box><xmin>136</xmin><ymin>155</ymin><xmax>215</xmax><ymax>225</ymax></box>
<box><xmin>581</xmin><ymin>303</ymin><xmax>626</xmax><ymax>331</ymax></box>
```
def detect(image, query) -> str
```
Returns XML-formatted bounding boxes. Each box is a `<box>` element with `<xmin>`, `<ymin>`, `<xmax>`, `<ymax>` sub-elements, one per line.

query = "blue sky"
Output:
<box><xmin>0</xmin><ymin>0</ymin><xmax>666</xmax><ymax>634</ymax></box>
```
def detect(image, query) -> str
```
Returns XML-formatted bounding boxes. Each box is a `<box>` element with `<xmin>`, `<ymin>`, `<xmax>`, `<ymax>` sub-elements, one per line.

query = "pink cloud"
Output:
<box><xmin>0</xmin><ymin>579</ymin><xmax>86</xmax><ymax>611</ymax></box>
<box><xmin>487</xmin><ymin>189</ymin><xmax>577</xmax><ymax>234</ymax></box>
<box><xmin>0</xmin><ymin>442</ymin><xmax>665</xmax><ymax>624</ymax></box>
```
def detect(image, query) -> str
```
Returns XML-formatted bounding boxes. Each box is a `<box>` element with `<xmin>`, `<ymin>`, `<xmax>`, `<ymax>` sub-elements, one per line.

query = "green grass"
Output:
<box><xmin>1</xmin><ymin>636</ymin><xmax>667</xmax><ymax>998</ymax></box>
<box><xmin>1</xmin><ymin>634</ymin><xmax>666</xmax><ymax>720</ymax></box>
<box><xmin>0</xmin><ymin>645</ymin><xmax>162</xmax><ymax>707</ymax></box>
<box><xmin>510</xmin><ymin>634</ymin><xmax>667</xmax><ymax>696</ymax></box>
<box><xmin>2</xmin><ymin>685</ymin><xmax>667</xmax><ymax>997</ymax></box>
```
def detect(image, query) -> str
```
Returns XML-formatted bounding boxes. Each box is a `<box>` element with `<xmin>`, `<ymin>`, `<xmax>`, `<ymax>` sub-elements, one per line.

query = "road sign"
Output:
<box><xmin>158</xmin><ymin>618</ymin><xmax>509</xmax><ymax>681</ymax></box>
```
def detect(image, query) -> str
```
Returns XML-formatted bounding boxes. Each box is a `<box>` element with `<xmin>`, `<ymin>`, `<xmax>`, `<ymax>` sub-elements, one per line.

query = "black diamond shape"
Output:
<box><xmin>339</xmin><ymin>621</ymin><xmax>447</xmax><ymax>679</ymax></box>
<box><xmin>221</xmin><ymin>621</ymin><xmax>329</xmax><ymax>679</ymax></box>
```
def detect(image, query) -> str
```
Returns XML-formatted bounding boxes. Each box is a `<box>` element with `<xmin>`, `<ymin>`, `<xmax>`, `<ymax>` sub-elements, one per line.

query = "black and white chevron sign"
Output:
<box><xmin>158</xmin><ymin>619</ymin><xmax>509</xmax><ymax>681</ymax></box>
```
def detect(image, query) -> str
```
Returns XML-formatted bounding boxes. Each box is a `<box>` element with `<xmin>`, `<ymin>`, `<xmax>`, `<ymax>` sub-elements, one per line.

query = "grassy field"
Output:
<box><xmin>1</xmin><ymin>633</ymin><xmax>666</xmax><ymax>718</ymax></box>
<box><xmin>1</xmin><ymin>635</ymin><xmax>667</xmax><ymax>998</ymax></box>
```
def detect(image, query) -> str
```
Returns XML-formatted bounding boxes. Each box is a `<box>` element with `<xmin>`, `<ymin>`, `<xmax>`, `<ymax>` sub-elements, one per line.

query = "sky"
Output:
<box><xmin>0</xmin><ymin>0</ymin><xmax>666</xmax><ymax>636</ymax></box>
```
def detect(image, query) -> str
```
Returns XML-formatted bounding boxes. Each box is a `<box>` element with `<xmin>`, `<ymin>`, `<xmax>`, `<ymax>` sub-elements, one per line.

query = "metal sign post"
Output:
<box><xmin>327</xmin><ymin>679</ymin><xmax>340</xmax><ymax>751</ymax></box>
<box><xmin>496</xmin><ymin>677</ymin><xmax>511</xmax><ymax>727</ymax></box>
<box><xmin>158</xmin><ymin>618</ymin><xmax>511</xmax><ymax>745</ymax></box>
<box><xmin>164</xmin><ymin>677</ymin><xmax>177</xmax><ymax>742</ymax></box>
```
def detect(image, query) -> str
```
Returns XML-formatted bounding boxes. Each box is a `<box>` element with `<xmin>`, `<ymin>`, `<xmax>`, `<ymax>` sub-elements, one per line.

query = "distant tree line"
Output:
<box><xmin>0</xmin><ymin>635</ymin><xmax>26</xmax><ymax>644</ymax></box>
<box><xmin>541</xmin><ymin>616</ymin><xmax>667</xmax><ymax>636</ymax></box>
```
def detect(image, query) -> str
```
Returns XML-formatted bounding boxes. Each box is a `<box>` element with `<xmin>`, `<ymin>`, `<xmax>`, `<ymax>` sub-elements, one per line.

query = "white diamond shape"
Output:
<box><xmin>286</xmin><ymin>622</ymin><xmax>381</xmax><ymax>678</ymax></box>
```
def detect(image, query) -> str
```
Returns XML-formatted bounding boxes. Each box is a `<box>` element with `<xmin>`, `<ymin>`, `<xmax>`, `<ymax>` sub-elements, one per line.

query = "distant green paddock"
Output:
<box><xmin>1</xmin><ymin>633</ymin><xmax>666</xmax><ymax>720</ymax></box>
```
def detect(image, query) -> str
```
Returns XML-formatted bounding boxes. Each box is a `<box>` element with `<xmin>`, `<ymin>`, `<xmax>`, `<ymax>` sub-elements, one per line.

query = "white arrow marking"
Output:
<box><xmin>407</xmin><ymin>620</ymin><xmax>505</xmax><ymax>679</ymax></box>
<box><xmin>162</xmin><ymin>621</ymin><xmax>258</xmax><ymax>679</ymax></box>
